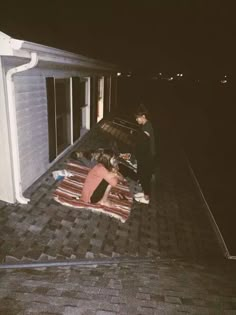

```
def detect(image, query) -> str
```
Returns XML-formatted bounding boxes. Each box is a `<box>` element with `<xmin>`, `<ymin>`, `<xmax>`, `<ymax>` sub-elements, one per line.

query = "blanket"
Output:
<box><xmin>53</xmin><ymin>161</ymin><xmax>133</xmax><ymax>222</ymax></box>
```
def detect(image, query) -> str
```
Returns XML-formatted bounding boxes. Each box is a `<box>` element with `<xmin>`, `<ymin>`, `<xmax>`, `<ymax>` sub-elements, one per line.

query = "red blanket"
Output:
<box><xmin>53</xmin><ymin>161</ymin><xmax>133</xmax><ymax>222</ymax></box>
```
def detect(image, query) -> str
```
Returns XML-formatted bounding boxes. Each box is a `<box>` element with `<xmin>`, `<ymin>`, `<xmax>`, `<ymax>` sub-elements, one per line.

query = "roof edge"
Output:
<box><xmin>0</xmin><ymin>31</ymin><xmax>118</xmax><ymax>72</ymax></box>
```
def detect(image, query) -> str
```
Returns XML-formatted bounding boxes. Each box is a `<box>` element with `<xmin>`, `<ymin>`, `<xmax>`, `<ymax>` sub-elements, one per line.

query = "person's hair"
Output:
<box><xmin>97</xmin><ymin>149</ymin><xmax>117</xmax><ymax>171</ymax></box>
<box><xmin>135</xmin><ymin>104</ymin><xmax>149</xmax><ymax>119</ymax></box>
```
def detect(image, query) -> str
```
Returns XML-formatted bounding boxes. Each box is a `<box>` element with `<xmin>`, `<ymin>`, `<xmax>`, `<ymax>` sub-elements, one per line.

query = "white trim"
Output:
<box><xmin>85</xmin><ymin>77</ymin><xmax>90</xmax><ymax>130</ymax></box>
<box><xmin>0</xmin><ymin>57</ymin><xmax>15</xmax><ymax>203</ymax></box>
<box><xmin>87</xmin><ymin>77</ymin><xmax>91</xmax><ymax>129</ymax></box>
<box><xmin>69</xmin><ymin>77</ymin><xmax>73</xmax><ymax>144</ymax></box>
<box><xmin>109</xmin><ymin>76</ymin><xmax>112</xmax><ymax>113</ymax></box>
<box><xmin>54</xmin><ymin>78</ymin><xmax>58</xmax><ymax>156</ymax></box>
<box><xmin>97</xmin><ymin>76</ymin><xmax>104</xmax><ymax>122</ymax></box>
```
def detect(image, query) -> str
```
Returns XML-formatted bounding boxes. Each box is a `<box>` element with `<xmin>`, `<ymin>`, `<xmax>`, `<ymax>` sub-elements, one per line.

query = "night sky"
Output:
<box><xmin>0</xmin><ymin>1</ymin><xmax>235</xmax><ymax>76</ymax></box>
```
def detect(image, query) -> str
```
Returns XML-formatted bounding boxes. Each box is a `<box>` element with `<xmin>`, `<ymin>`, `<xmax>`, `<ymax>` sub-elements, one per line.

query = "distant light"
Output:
<box><xmin>224</xmin><ymin>75</ymin><xmax>227</xmax><ymax>78</ymax></box>
<box><xmin>127</xmin><ymin>73</ymin><xmax>131</xmax><ymax>77</ymax></box>
<box><xmin>167</xmin><ymin>77</ymin><xmax>174</xmax><ymax>81</ymax></box>
<box><xmin>117</xmin><ymin>72</ymin><xmax>121</xmax><ymax>76</ymax></box>
<box><xmin>180</xmin><ymin>73</ymin><xmax>183</xmax><ymax>77</ymax></box>
<box><xmin>220</xmin><ymin>80</ymin><xmax>227</xmax><ymax>84</ymax></box>
<box><xmin>158</xmin><ymin>72</ymin><xmax>162</xmax><ymax>76</ymax></box>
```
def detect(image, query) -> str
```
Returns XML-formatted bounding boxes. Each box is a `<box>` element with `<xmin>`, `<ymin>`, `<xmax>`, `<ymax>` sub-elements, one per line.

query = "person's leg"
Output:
<box><xmin>135</xmin><ymin>162</ymin><xmax>151</xmax><ymax>203</ymax></box>
<box><xmin>141</xmin><ymin>172</ymin><xmax>151</xmax><ymax>198</ymax></box>
<box><xmin>90</xmin><ymin>179</ymin><xmax>114</xmax><ymax>207</ymax></box>
<box><xmin>98</xmin><ymin>184</ymin><xmax>114</xmax><ymax>207</ymax></box>
<box><xmin>90</xmin><ymin>179</ymin><xmax>109</xmax><ymax>203</ymax></box>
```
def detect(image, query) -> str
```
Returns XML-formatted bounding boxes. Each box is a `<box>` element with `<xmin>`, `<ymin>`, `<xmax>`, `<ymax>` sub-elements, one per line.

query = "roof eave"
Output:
<box><xmin>0</xmin><ymin>31</ymin><xmax>118</xmax><ymax>72</ymax></box>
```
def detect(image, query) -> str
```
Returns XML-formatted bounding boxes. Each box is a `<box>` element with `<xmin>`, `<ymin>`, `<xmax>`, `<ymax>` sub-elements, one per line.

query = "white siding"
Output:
<box><xmin>13</xmin><ymin>67</ymin><xmax>88</xmax><ymax>191</ymax></box>
<box><xmin>14</xmin><ymin>73</ymin><xmax>49</xmax><ymax>191</ymax></box>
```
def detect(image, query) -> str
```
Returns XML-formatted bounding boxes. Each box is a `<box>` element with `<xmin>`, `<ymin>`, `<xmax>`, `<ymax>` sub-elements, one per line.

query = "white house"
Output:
<box><xmin>0</xmin><ymin>31</ymin><xmax>118</xmax><ymax>204</ymax></box>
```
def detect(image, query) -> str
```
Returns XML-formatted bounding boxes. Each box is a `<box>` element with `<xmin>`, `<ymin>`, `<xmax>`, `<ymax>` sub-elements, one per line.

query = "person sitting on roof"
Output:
<box><xmin>80</xmin><ymin>149</ymin><xmax>124</xmax><ymax>207</ymax></box>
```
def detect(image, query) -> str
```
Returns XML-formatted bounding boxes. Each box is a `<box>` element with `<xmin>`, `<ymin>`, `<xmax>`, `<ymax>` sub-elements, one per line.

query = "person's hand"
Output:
<box><xmin>116</xmin><ymin>171</ymin><xmax>124</xmax><ymax>182</ymax></box>
<box><xmin>119</xmin><ymin>153</ymin><xmax>131</xmax><ymax>160</ymax></box>
<box><xmin>112</xmin><ymin>166</ymin><xmax>119</xmax><ymax>173</ymax></box>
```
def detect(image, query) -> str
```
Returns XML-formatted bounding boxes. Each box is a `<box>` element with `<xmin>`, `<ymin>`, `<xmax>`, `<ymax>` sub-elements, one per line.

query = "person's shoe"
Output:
<box><xmin>135</xmin><ymin>196</ymin><xmax>149</xmax><ymax>204</ymax></box>
<box><xmin>134</xmin><ymin>192</ymin><xmax>144</xmax><ymax>198</ymax></box>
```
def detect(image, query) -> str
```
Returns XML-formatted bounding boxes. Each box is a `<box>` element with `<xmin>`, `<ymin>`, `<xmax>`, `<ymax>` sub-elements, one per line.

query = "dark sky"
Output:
<box><xmin>1</xmin><ymin>1</ymin><xmax>235</xmax><ymax>76</ymax></box>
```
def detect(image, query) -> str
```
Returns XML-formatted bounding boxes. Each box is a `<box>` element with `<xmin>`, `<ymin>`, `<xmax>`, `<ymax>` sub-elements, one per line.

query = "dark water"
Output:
<box><xmin>117</xmin><ymin>76</ymin><xmax>236</xmax><ymax>255</ymax></box>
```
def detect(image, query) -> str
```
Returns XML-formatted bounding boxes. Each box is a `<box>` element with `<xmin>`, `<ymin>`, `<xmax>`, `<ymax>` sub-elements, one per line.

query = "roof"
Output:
<box><xmin>1</xmin><ymin>116</ymin><xmax>236</xmax><ymax>312</ymax></box>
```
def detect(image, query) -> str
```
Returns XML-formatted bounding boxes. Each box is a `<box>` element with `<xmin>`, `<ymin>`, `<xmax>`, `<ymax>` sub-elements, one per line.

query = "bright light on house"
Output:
<box><xmin>117</xmin><ymin>72</ymin><xmax>121</xmax><ymax>76</ymax></box>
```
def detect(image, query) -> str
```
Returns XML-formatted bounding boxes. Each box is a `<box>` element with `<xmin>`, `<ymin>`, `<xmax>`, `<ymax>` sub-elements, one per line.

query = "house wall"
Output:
<box><xmin>1</xmin><ymin>56</ymin><xmax>115</xmax><ymax>198</ymax></box>
<box><xmin>2</xmin><ymin>58</ymin><xmax>90</xmax><ymax>192</ymax></box>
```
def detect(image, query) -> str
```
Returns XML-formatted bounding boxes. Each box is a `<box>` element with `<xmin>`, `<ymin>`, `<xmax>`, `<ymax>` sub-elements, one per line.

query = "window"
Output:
<box><xmin>46</xmin><ymin>76</ymin><xmax>87</xmax><ymax>162</ymax></box>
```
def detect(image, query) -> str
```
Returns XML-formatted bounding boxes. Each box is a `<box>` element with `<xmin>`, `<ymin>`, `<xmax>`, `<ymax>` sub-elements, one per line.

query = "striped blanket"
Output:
<box><xmin>53</xmin><ymin>161</ymin><xmax>133</xmax><ymax>222</ymax></box>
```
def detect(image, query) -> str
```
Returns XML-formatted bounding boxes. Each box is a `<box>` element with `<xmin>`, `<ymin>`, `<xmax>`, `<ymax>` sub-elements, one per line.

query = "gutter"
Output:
<box><xmin>0</xmin><ymin>31</ymin><xmax>117</xmax><ymax>72</ymax></box>
<box><xmin>0</xmin><ymin>256</ymin><xmax>156</xmax><ymax>270</ymax></box>
<box><xmin>21</xmin><ymin>41</ymin><xmax>117</xmax><ymax>71</ymax></box>
<box><xmin>6</xmin><ymin>52</ymin><xmax>38</xmax><ymax>204</ymax></box>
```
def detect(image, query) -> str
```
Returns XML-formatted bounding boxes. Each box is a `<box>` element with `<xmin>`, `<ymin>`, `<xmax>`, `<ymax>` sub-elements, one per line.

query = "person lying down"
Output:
<box><xmin>80</xmin><ymin>149</ymin><xmax>124</xmax><ymax>207</ymax></box>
